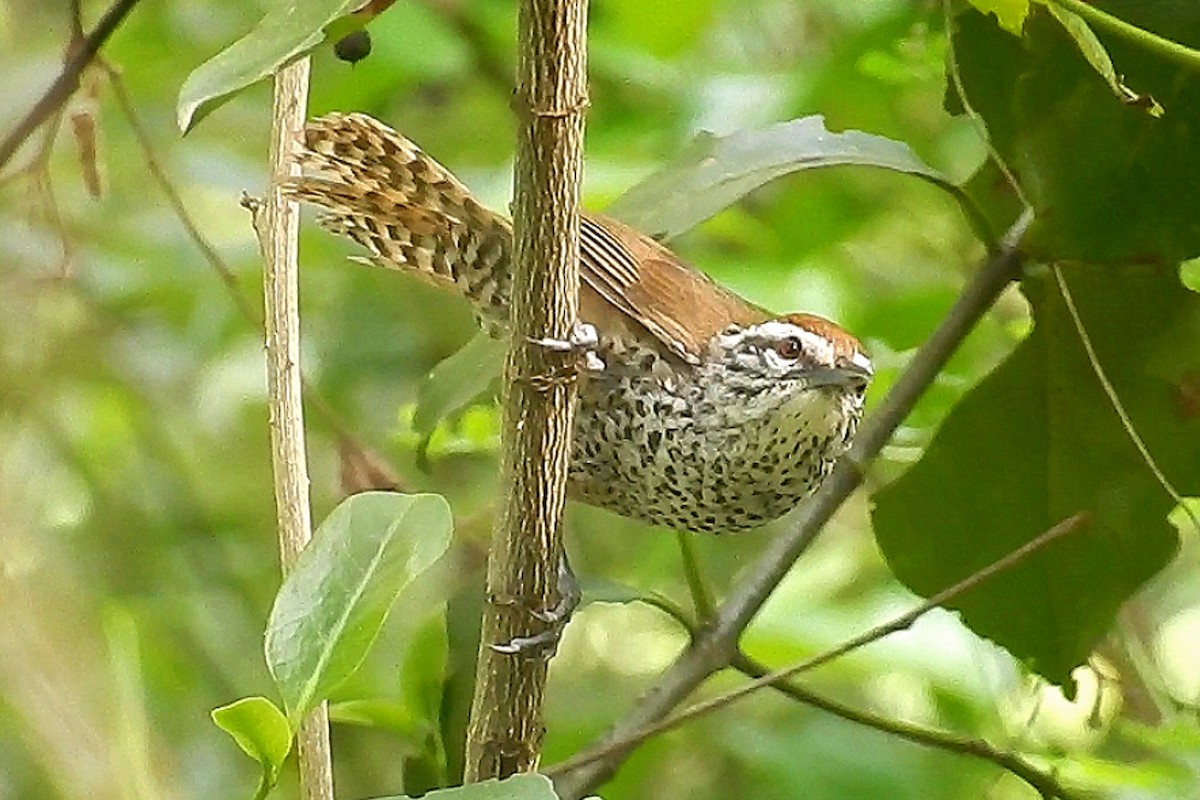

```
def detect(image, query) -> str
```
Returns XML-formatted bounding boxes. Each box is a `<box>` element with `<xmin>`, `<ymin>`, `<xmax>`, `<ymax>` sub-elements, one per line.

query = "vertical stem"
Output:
<box><xmin>261</xmin><ymin>58</ymin><xmax>334</xmax><ymax>800</ymax></box>
<box><xmin>463</xmin><ymin>0</ymin><xmax>589</xmax><ymax>781</ymax></box>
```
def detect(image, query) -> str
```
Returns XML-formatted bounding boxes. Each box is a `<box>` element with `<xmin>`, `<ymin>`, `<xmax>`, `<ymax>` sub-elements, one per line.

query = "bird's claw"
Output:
<box><xmin>528</xmin><ymin>322</ymin><xmax>605</xmax><ymax>372</ymax></box>
<box><xmin>490</xmin><ymin>552</ymin><xmax>581</xmax><ymax>658</ymax></box>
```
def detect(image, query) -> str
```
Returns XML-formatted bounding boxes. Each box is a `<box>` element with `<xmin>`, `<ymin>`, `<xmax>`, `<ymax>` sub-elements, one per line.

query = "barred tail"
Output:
<box><xmin>287</xmin><ymin>113</ymin><xmax>513</xmax><ymax>326</ymax></box>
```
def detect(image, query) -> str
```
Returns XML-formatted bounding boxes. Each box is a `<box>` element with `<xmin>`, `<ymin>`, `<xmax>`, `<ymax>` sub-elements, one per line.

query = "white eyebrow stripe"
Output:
<box><xmin>748</xmin><ymin>321</ymin><xmax>836</xmax><ymax>366</ymax></box>
<box><xmin>851</xmin><ymin>349</ymin><xmax>873</xmax><ymax>373</ymax></box>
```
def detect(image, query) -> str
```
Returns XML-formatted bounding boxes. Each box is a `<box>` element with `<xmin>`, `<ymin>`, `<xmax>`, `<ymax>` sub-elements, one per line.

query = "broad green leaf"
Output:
<box><xmin>951</xmin><ymin>7</ymin><xmax>1200</xmax><ymax>261</ymax></box>
<box><xmin>178</xmin><ymin>0</ymin><xmax>364</xmax><ymax>133</ymax></box>
<box><xmin>211</xmin><ymin>697</ymin><xmax>292</xmax><ymax>799</ymax></box>
<box><xmin>413</xmin><ymin>332</ymin><xmax>506</xmax><ymax>441</ymax></box>
<box><xmin>374</xmin><ymin>774</ymin><xmax>561</xmax><ymax>800</ymax></box>
<box><xmin>872</xmin><ymin>266</ymin><xmax>1197</xmax><ymax>685</ymax></box>
<box><xmin>266</xmin><ymin>492</ymin><xmax>453</xmax><ymax>723</ymax></box>
<box><xmin>606</xmin><ymin>115</ymin><xmax>991</xmax><ymax>248</ymax></box>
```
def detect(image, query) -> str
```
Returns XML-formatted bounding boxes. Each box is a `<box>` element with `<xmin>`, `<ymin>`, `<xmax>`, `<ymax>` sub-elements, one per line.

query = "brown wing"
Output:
<box><xmin>580</xmin><ymin>214</ymin><xmax>768</xmax><ymax>364</ymax></box>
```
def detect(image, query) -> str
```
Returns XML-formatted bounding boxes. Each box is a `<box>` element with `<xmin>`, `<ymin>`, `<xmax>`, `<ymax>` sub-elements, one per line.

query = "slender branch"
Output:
<box><xmin>1044</xmin><ymin>0</ymin><xmax>1200</xmax><ymax>71</ymax></box>
<box><xmin>462</xmin><ymin>0</ymin><xmax>589</xmax><ymax>781</ymax></box>
<box><xmin>101</xmin><ymin>61</ymin><xmax>402</xmax><ymax>494</ymax></box>
<box><xmin>549</xmin><ymin>513</ymin><xmax>1088</xmax><ymax>792</ymax></box>
<box><xmin>550</xmin><ymin>212</ymin><xmax>1033</xmax><ymax>798</ymax></box>
<box><xmin>0</xmin><ymin>0</ymin><xmax>143</xmax><ymax>173</ymax></box>
<box><xmin>728</xmin><ymin>652</ymin><xmax>1083</xmax><ymax>800</ymax></box>
<box><xmin>251</xmin><ymin>58</ymin><xmax>335</xmax><ymax>800</ymax></box>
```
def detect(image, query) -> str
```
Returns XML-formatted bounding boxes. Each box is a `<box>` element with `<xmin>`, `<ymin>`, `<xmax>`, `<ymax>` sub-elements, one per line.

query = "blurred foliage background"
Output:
<box><xmin>1</xmin><ymin>0</ymin><xmax>1198</xmax><ymax>799</ymax></box>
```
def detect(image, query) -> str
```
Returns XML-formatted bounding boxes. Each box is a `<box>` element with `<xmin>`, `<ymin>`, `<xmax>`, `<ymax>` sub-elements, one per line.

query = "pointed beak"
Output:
<box><xmin>801</xmin><ymin>360</ymin><xmax>872</xmax><ymax>391</ymax></box>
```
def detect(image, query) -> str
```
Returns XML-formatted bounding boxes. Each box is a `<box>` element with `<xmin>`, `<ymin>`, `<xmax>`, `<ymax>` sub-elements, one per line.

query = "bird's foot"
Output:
<box><xmin>528</xmin><ymin>322</ymin><xmax>604</xmax><ymax>372</ymax></box>
<box><xmin>490</xmin><ymin>552</ymin><xmax>581</xmax><ymax>658</ymax></box>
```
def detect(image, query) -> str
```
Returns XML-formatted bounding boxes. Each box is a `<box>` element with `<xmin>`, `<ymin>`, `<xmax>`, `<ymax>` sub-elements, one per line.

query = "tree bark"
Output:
<box><xmin>463</xmin><ymin>0</ymin><xmax>589</xmax><ymax>782</ymax></box>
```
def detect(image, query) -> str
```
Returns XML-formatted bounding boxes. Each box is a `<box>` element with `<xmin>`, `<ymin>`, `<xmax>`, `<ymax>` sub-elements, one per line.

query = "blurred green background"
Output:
<box><xmin>1</xmin><ymin>1</ymin><xmax>1197</xmax><ymax>798</ymax></box>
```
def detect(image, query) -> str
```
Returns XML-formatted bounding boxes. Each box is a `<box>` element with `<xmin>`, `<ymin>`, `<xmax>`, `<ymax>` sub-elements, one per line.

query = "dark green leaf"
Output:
<box><xmin>177</xmin><ymin>0</ymin><xmax>364</xmax><ymax>133</ymax></box>
<box><xmin>873</xmin><ymin>266</ymin><xmax>1197</xmax><ymax>685</ymax></box>
<box><xmin>1046</xmin><ymin>4</ymin><xmax>1160</xmax><ymax>114</ymax></box>
<box><xmin>266</xmin><ymin>492</ymin><xmax>453</xmax><ymax>723</ymax></box>
<box><xmin>951</xmin><ymin>7</ymin><xmax>1200</xmax><ymax>261</ymax></box>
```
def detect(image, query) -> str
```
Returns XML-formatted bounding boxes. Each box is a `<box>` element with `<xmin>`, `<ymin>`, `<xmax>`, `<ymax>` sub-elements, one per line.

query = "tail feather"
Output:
<box><xmin>287</xmin><ymin>113</ymin><xmax>513</xmax><ymax>325</ymax></box>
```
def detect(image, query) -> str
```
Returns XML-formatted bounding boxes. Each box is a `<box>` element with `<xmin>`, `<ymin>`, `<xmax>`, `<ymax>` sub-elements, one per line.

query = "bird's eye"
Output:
<box><xmin>774</xmin><ymin>337</ymin><xmax>803</xmax><ymax>359</ymax></box>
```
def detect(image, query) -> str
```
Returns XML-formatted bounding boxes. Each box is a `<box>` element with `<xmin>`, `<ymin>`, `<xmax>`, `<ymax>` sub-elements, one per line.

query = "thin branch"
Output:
<box><xmin>728</xmin><ymin>652</ymin><xmax>1083</xmax><ymax>800</ymax></box>
<box><xmin>462</xmin><ymin>0</ymin><xmax>589</xmax><ymax>781</ymax></box>
<box><xmin>250</xmin><ymin>58</ymin><xmax>335</xmax><ymax>800</ymax></box>
<box><xmin>0</xmin><ymin>0</ymin><xmax>143</xmax><ymax>173</ymax></box>
<box><xmin>550</xmin><ymin>212</ymin><xmax>1033</xmax><ymax>798</ymax></box>
<box><xmin>548</xmin><ymin>513</ymin><xmax>1089</xmax><ymax>793</ymax></box>
<box><xmin>69</xmin><ymin>0</ymin><xmax>84</xmax><ymax>39</ymax></box>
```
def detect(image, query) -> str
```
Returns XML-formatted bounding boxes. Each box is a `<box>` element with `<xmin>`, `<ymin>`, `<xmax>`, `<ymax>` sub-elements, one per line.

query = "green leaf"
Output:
<box><xmin>1044</xmin><ymin>4</ymin><xmax>1162</xmax><ymax>115</ymax></box>
<box><xmin>211</xmin><ymin>697</ymin><xmax>292</xmax><ymax>799</ymax></box>
<box><xmin>266</xmin><ymin>492</ymin><xmax>453</xmax><ymax>723</ymax></box>
<box><xmin>329</xmin><ymin>697</ymin><xmax>428</xmax><ymax>737</ymax></box>
<box><xmin>177</xmin><ymin>0</ymin><xmax>364</xmax><ymax>133</ymax></box>
<box><xmin>872</xmin><ymin>266</ymin><xmax>1197</xmax><ymax>685</ymax></box>
<box><xmin>413</xmin><ymin>332</ymin><xmax>506</xmax><ymax>441</ymax></box>
<box><xmin>951</xmin><ymin>7</ymin><xmax>1200</xmax><ymax>262</ymax></box>
<box><xmin>399</xmin><ymin>611</ymin><xmax>449</xmax><ymax>724</ymax></box>
<box><xmin>373</xmin><ymin>773</ymin><xmax>562</xmax><ymax>800</ymax></box>
<box><xmin>968</xmin><ymin>0</ymin><xmax>1030</xmax><ymax>34</ymax></box>
<box><xmin>606</xmin><ymin>115</ymin><xmax>991</xmax><ymax>248</ymax></box>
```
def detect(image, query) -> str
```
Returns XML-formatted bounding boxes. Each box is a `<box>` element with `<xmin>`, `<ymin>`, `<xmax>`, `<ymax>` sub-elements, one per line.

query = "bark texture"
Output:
<box><xmin>463</xmin><ymin>0</ymin><xmax>589</xmax><ymax>781</ymax></box>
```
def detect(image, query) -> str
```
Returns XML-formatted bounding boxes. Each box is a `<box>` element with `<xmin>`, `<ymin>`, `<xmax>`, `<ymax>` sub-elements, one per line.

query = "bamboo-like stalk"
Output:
<box><xmin>259</xmin><ymin>58</ymin><xmax>335</xmax><ymax>800</ymax></box>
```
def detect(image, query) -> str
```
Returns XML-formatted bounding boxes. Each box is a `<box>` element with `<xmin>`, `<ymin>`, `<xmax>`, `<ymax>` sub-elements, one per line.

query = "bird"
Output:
<box><xmin>288</xmin><ymin>112</ymin><xmax>871</xmax><ymax>535</ymax></box>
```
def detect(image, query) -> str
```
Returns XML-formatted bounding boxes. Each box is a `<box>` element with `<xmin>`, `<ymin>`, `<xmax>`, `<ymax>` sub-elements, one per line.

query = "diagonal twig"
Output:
<box><xmin>549</xmin><ymin>512</ymin><xmax>1088</xmax><ymax>798</ymax></box>
<box><xmin>0</xmin><ymin>0</ymin><xmax>143</xmax><ymax>173</ymax></box>
<box><xmin>728</xmin><ymin>650</ymin><xmax>1084</xmax><ymax>800</ymax></box>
